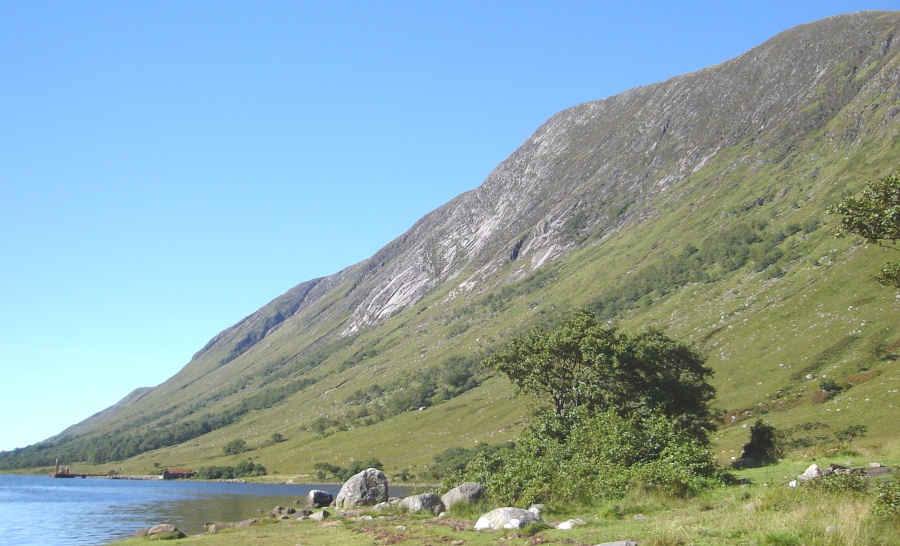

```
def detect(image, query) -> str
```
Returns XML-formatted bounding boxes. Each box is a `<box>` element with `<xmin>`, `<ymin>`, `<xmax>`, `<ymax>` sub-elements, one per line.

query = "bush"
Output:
<box><xmin>739</xmin><ymin>419</ymin><xmax>782</xmax><ymax>466</ymax></box>
<box><xmin>872</xmin><ymin>481</ymin><xmax>900</xmax><ymax>520</ymax></box>
<box><xmin>463</xmin><ymin>408</ymin><xmax>723</xmax><ymax>505</ymax></box>
<box><xmin>222</xmin><ymin>438</ymin><xmax>247</xmax><ymax>455</ymax></box>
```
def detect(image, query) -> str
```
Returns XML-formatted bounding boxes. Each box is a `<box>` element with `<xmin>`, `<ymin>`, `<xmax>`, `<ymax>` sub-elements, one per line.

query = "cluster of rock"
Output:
<box><xmin>132</xmin><ymin>467</ymin><xmax>639</xmax><ymax>544</ymax></box>
<box><xmin>789</xmin><ymin>461</ymin><xmax>892</xmax><ymax>487</ymax></box>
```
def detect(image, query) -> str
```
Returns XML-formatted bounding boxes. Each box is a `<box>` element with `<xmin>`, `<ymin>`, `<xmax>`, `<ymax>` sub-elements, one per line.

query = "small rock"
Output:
<box><xmin>399</xmin><ymin>492</ymin><xmax>445</xmax><ymax>515</ymax></box>
<box><xmin>147</xmin><ymin>524</ymin><xmax>177</xmax><ymax>535</ymax></box>
<box><xmin>869</xmin><ymin>462</ymin><xmax>883</xmax><ymax>468</ymax></box>
<box><xmin>474</xmin><ymin>507</ymin><xmax>543</xmax><ymax>531</ymax></box>
<box><xmin>321</xmin><ymin>520</ymin><xmax>343</xmax><ymax>527</ymax></box>
<box><xmin>309</xmin><ymin>509</ymin><xmax>330</xmax><ymax>521</ymax></box>
<box><xmin>441</xmin><ymin>482</ymin><xmax>486</xmax><ymax>509</ymax></box>
<box><xmin>145</xmin><ymin>523</ymin><xmax>185</xmax><ymax>539</ymax></box>
<box><xmin>798</xmin><ymin>464</ymin><xmax>821</xmax><ymax>481</ymax></box>
<box><xmin>596</xmin><ymin>542</ymin><xmax>638</xmax><ymax>546</ymax></box>
<box><xmin>395</xmin><ymin>525</ymin><xmax>407</xmax><ymax>531</ymax></box>
<box><xmin>555</xmin><ymin>518</ymin><xmax>585</xmax><ymax>530</ymax></box>
<box><xmin>633</xmin><ymin>513</ymin><xmax>647</xmax><ymax>520</ymax></box>
<box><xmin>206</xmin><ymin>523</ymin><xmax>234</xmax><ymax>535</ymax></box>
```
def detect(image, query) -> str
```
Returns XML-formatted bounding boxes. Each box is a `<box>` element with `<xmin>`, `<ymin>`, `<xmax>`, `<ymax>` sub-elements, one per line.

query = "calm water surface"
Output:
<box><xmin>0</xmin><ymin>474</ymin><xmax>398</xmax><ymax>545</ymax></box>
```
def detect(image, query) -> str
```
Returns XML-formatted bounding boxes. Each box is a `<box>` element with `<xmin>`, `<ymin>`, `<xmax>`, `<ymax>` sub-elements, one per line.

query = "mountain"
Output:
<box><xmin>3</xmin><ymin>11</ymin><xmax>899</xmax><ymax>474</ymax></box>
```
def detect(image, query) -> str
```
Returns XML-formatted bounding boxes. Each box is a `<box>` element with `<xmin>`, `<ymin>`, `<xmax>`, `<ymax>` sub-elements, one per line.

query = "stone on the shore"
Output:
<box><xmin>205</xmin><ymin>522</ymin><xmax>234</xmax><ymax>534</ymax></box>
<box><xmin>474</xmin><ymin>507</ymin><xmax>543</xmax><ymax>531</ymax></box>
<box><xmin>555</xmin><ymin>517</ymin><xmax>585</xmax><ymax>530</ymax></box>
<box><xmin>399</xmin><ymin>493</ymin><xmax>445</xmax><ymax>515</ymax></box>
<box><xmin>334</xmin><ymin>468</ymin><xmax>389</xmax><ymax>508</ymax></box>
<box><xmin>309</xmin><ymin>509</ymin><xmax>330</xmax><ymax>521</ymax></box>
<box><xmin>441</xmin><ymin>482</ymin><xmax>485</xmax><ymax>509</ymax></box>
<box><xmin>307</xmin><ymin>489</ymin><xmax>334</xmax><ymax>508</ymax></box>
<box><xmin>145</xmin><ymin>523</ymin><xmax>186</xmax><ymax>539</ymax></box>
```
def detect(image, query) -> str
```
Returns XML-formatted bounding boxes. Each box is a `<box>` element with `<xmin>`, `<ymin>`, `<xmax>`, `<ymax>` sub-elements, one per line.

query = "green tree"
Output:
<box><xmin>834</xmin><ymin>424</ymin><xmax>868</xmax><ymax>448</ymax></box>
<box><xmin>270</xmin><ymin>432</ymin><xmax>285</xmax><ymax>444</ymax></box>
<box><xmin>829</xmin><ymin>169</ymin><xmax>900</xmax><ymax>289</ymax></box>
<box><xmin>740</xmin><ymin>419</ymin><xmax>782</xmax><ymax>466</ymax></box>
<box><xmin>484</xmin><ymin>310</ymin><xmax>715</xmax><ymax>435</ymax></box>
<box><xmin>222</xmin><ymin>438</ymin><xmax>247</xmax><ymax>455</ymax></box>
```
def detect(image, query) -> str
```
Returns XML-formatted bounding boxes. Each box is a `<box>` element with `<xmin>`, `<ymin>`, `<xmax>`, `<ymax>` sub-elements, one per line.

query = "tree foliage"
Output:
<box><xmin>829</xmin><ymin>169</ymin><xmax>900</xmax><ymax>289</ymax></box>
<box><xmin>484</xmin><ymin>310</ymin><xmax>715</xmax><ymax>435</ymax></box>
<box><xmin>222</xmin><ymin>438</ymin><xmax>247</xmax><ymax>455</ymax></box>
<box><xmin>464</xmin><ymin>312</ymin><xmax>723</xmax><ymax>505</ymax></box>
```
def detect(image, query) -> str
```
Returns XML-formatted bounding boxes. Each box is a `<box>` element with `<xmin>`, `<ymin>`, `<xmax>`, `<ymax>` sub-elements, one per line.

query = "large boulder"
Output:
<box><xmin>474</xmin><ymin>507</ymin><xmax>543</xmax><ymax>531</ymax></box>
<box><xmin>399</xmin><ymin>493</ymin><xmax>445</xmax><ymax>515</ymax></box>
<box><xmin>307</xmin><ymin>489</ymin><xmax>334</xmax><ymax>508</ymax></box>
<box><xmin>441</xmin><ymin>482</ymin><xmax>485</xmax><ymax>509</ymax></box>
<box><xmin>334</xmin><ymin>468</ymin><xmax>389</xmax><ymax>508</ymax></box>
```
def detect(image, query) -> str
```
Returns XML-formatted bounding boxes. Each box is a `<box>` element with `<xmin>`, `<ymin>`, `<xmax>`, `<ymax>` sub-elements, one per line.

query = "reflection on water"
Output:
<box><xmin>0</xmin><ymin>475</ymin><xmax>411</xmax><ymax>545</ymax></box>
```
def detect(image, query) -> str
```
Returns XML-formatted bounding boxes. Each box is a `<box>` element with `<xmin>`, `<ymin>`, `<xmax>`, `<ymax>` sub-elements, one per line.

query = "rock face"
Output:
<box><xmin>474</xmin><ymin>507</ymin><xmax>544</xmax><ymax>531</ymax></box>
<box><xmin>399</xmin><ymin>493</ymin><xmax>445</xmax><ymax>515</ymax></box>
<box><xmin>334</xmin><ymin>468</ymin><xmax>389</xmax><ymax>508</ymax></box>
<box><xmin>441</xmin><ymin>482</ymin><xmax>485</xmax><ymax>509</ymax></box>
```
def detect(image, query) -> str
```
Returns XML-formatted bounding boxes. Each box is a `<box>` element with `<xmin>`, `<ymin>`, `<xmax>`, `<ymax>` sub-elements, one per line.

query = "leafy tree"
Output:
<box><xmin>484</xmin><ymin>310</ymin><xmax>715</xmax><ymax>435</ymax></box>
<box><xmin>222</xmin><ymin>438</ymin><xmax>247</xmax><ymax>455</ymax></box>
<box><xmin>270</xmin><ymin>432</ymin><xmax>285</xmax><ymax>444</ymax></box>
<box><xmin>739</xmin><ymin>419</ymin><xmax>782</xmax><ymax>466</ymax></box>
<box><xmin>829</xmin><ymin>169</ymin><xmax>900</xmax><ymax>289</ymax></box>
<box><xmin>834</xmin><ymin>424</ymin><xmax>868</xmax><ymax>447</ymax></box>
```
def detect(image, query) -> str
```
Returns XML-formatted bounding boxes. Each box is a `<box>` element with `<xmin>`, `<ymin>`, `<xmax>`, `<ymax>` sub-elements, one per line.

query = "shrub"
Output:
<box><xmin>222</xmin><ymin>438</ymin><xmax>247</xmax><ymax>455</ymax></box>
<box><xmin>872</xmin><ymin>481</ymin><xmax>900</xmax><ymax>520</ymax></box>
<box><xmin>739</xmin><ymin>419</ymin><xmax>782</xmax><ymax>466</ymax></box>
<box><xmin>463</xmin><ymin>408</ymin><xmax>723</xmax><ymax>505</ymax></box>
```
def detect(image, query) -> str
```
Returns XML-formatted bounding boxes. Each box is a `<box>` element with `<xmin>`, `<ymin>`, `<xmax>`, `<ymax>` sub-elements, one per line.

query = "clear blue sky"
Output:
<box><xmin>1</xmin><ymin>1</ymin><xmax>896</xmax><ymax>452</ymax></box>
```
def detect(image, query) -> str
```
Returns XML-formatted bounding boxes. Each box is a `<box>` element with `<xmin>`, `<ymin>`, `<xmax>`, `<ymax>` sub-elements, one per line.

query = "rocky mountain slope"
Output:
<box><xmin>4</xmin><ymin>11</ymin><xmax>899</xmax><ymax>473</ymax></box>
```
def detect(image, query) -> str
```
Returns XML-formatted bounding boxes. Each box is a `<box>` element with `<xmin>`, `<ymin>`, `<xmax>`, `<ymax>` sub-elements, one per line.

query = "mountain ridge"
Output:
<box><xmin>3</xmin><ymin>11</ymin><xmax>898</xmax><ymax>473</ymax></box>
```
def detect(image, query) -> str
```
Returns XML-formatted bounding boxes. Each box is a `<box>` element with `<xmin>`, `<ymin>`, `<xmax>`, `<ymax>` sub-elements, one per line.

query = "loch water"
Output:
<box><xmin>0</xmin><ymin>474</ymin><xmax>394</xmax><ymax>545</ymax></box>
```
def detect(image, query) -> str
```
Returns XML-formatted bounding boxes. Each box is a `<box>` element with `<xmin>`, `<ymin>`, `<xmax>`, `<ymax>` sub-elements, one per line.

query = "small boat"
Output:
<box><xmin>51</xmin><ymin>459</ymin><xmax>85</xmax><ymax>478</ymax></box>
